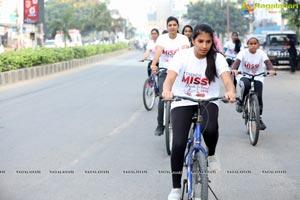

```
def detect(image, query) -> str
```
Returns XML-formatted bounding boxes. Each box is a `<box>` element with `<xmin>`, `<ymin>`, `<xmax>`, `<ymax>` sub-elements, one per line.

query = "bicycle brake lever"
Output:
<box><xmin>236</xmin><ymin>96</ymin><xmax>242</xmax><ymax>102</ymax></box>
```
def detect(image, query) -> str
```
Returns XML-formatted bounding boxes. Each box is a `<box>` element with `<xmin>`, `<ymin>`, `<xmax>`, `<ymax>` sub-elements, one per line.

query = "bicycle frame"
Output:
<box><xmin>185</xmin><ymin>103</ymin><xmax>207</xmax><ymax>198</ymax></box>
<box><xmin>169</xmin><ymin>96</ymin><xmax>226</xmax><ymax>200</ymax></box>
<box><xmin>238</xmin><ymin>71</ymin><xmax>275</xmax><ymax>145</ymax></box>
<box><xmin>243</xmin><ymin>73</ymin><xmax>258</xmax><ymax>113</ymax></box>
<box><xmin>239</xmin><ymin>71</ymin><xmax>267</xmax><ymax>106</ymax></box>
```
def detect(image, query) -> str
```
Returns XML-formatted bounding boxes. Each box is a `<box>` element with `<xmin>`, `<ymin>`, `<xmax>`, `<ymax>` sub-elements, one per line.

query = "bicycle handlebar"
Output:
<box><xmin>163</xmin><ymin>96</ymin><xmax>229</xmax><ymax>103</ymax></box>
<box><xmin>237</xmin><ymin>71</ymin><xmax>277</xmax><ymax>77</ymax></box>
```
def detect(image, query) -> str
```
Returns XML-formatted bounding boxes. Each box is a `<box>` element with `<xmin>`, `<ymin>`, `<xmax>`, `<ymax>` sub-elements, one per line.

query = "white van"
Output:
<box><xmin>55</xmin><ymin>29</ymin><xmax>83</xmax><ymax>47</ymax></box>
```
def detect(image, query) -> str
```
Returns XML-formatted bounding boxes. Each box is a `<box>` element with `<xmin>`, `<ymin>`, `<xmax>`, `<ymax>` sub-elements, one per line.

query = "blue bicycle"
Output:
<box><xmin>167</xmin><ymin>96</ymin><xmax>227</xmax><ymax>200</ymax></box>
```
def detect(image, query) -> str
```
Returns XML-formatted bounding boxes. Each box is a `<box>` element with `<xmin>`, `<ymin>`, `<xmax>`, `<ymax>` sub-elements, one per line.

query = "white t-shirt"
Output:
<box><xmin>236</xmin><ymin>49</ymin><xmax>269</xmax><ymax>83</ymax></box>
<box><xmin>168</xmin><ymin>48</ymin><xmax>229</xmax><ymax>109</ymax></box>
<box><xmin>156</xmin><ymin>33</ymin><xmax>190</xmax><ymax>69</ymax></box>
<box><xmin>146</xmin><ymin>40</ymin><xmax>156</xmax><ymax>60</ymax></box>
<box><xmin>224</xmin><ymin>40</ymin><xmax>243</xmax><ymax>58</ymax></box>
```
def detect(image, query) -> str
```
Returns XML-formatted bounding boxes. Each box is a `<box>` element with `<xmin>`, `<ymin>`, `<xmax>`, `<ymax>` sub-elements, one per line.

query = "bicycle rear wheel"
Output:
<box><xmin>191</xmin><ymin>151</ymin><xmax>208</xmax><ymax>200</ymax></box>
<box><xmin>164</xmin><ymin>101</ymin><xmax>172</xmax><ymax>155</ymax></box>
<box><xmin>247</xmin><ymin>94</ymin><xmax>260</xmax><ymax>146</ymax></box>
<box><xmin>142</xmin><ymin>78</ymin><xmax>156</xmax><ymax>111</ymax></box>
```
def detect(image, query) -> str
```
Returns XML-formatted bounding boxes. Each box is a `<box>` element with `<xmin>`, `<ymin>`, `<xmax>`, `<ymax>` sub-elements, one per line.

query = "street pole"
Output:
<box><xmin>16</xmin><ymin>0</ymin><xmax>23</xmax><ymax>50</ymax></box>
<box><xmin>226</xmin><ymin>0</ymin><xmax>230</xmax><ymax>40</ymax></box>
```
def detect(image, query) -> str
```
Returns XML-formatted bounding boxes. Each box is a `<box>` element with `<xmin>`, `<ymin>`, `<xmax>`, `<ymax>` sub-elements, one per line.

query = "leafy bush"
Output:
<box><xmin>0</xmin><ymin>42</ymin><xmax>128</xmax><ymax>72</ymax></box>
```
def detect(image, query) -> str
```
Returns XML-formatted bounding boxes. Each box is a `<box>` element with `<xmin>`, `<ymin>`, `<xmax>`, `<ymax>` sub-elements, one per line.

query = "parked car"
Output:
<box><xmin>44</xmin><ymin>39</ymin><xmax>56</xmax><ymax>48</ymax></box>
<box><xmin>263</xmin><ymin>31</ymin><xmax>299</xmax><ymax>65</ymax></box>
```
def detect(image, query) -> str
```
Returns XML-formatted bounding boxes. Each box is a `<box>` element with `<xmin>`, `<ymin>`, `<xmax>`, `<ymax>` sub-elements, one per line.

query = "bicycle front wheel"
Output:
<box><xmin>142</xmin><ymin>78</ymin><xmax>156</xmax><ymax>111</ymax></box>
<box><xmin>164</xmin><ymin>101</ymin><xmax>172</xmax><ymax>155</ymax></box>
<box><xmin>191</xmin><ymin>151</ymin><xmax>208</xmax><ymax>200</ymax></box>
<box><xmin>247</xmin><ymin>94</ymin><xmax>260</xmax><ymax>146</ymax></box>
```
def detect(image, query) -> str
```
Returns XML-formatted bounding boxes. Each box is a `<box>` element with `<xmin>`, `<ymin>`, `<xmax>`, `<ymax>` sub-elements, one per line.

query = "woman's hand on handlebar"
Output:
<box><xmin>224</xmin><ymin>91</ymin><xmax>236</xmax><ymax>103</ymax></box>
<box><xmin>162</xmin><ymin>91</ymin><xmax>173</xmax><ymax>100</ymax></box>
<box><xmin>268</xmin><ymin>70</ymin><xmax>276</xmax><ymax>77</ymax></box>
<box><xmin>231</xmin><ymin>69</ymin><xmax>239</xmax><ymax>77</ymax></box>
<box><xmin>151</xmin><ymin>64</ymin><xmax>158</xmax><ymax>74</ymax></box>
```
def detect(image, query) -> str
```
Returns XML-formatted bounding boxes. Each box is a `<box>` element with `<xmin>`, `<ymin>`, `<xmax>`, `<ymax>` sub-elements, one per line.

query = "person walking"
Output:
<box><xmin>285</xmin><ymin>35</ymin><xmax>297</xmax><ymax>74</ymax></box>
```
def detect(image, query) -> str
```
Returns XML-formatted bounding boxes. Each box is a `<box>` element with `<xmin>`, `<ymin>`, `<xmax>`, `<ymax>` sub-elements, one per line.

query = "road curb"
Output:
<box><xmin>0</xmin><ymin>49</ymin><xmax>130</xmax><ymax>86</ymax></box>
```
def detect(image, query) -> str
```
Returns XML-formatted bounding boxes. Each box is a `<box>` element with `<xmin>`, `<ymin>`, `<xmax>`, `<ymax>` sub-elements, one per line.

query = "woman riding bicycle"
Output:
<box><xmin>224</xmin><ymin>31</ymin><xmax>243</xmax><ymax>66</ymax></box>
<box><xmin>151</xmin><ymin>16</ymin><xmax>190</xmax><ymax>136</ymax></box>
<box><xmin>182</xmin><ymin>24</ymin><xmax>194</xmax><ymax>47</ymax></box>
<box><xmin>162</xmin><ymin>24</ymin><xmax>236</xmax><ymax>200</ymax></box>
<box><xmin>231</xmin><ymin>35</ymin><xmax>276</xmax><ymax>130</ymax></box>
<box><xmin>139</xmin><ymin>28</ymin><xmax>160</xmax><ymax>76</ymax></box>
<box><xmin>224</xmin><ymin>32</ymin><xmax>243</xmax><ymax>87</ymax></box>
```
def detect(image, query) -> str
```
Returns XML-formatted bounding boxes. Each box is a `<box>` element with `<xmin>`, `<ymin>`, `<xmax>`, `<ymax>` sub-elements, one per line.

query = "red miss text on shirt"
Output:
<box><xmin>163</xmin><ymin>48</ymin><xmax>179</xmax><ymax>56</ymax></box>
<box><xmin>182</xmin><ymin>75</ymin><xmax>209</xmax><ymax>86</ymax></box>
<box><xmin>244</xmin><ymin>63</ymin><xmax>259</xmax><ymax>69</ymax></box>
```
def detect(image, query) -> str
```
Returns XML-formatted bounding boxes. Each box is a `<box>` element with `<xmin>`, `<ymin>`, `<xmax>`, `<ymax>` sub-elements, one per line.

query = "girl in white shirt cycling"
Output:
<box><xmin>224</xmin><ymin>31</ymin><xmax>243</xmax><ymax>64</ymax></box>
<box><xmin>231</xmin><ymin>35</ymin><xmax>276</xmax><ymax>130</ymax></box>
<box><xmin>182</xmin><ymin>25</ymin><xmax>193</xmax><ymax>47</ymax></box>
<box><xmin>139</xmin><ymin>28</ymin><xmax>160</xmax><ymax>76</ymax></box>
<box><xmin>162</xmin><ymin>24</ymin><xmax>236</xmax><ymax>200</ymax></box>
<box><xmin>151</xmin><ymin>16</ymin><xmax>190</xmax><ymax>136</ymax></box>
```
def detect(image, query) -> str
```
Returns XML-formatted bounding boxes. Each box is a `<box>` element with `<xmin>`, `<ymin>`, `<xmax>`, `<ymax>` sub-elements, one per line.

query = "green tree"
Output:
<box><xmin>81</xmin><ymin>3</ymin><xmax>113</xmax><ymax>34</ymax></box>
<box><xmin>184</xmin><ymin>1</ymin><xmax>248</xmax><ymax>36</ymax></box>
<box><xmin>48</xmin><ymin>6</ymin><xmax>75</xmax><ymax>46</ymax></box>
<box><xmin>44</xmin><ymin>0</ymin><xmax>135</xmax><ymax>42</ymax></box>
<box><xmin>44</xmin><ymin>2</ymin><xmax>76</xmax><ymax>39</ymax></box>
<box><xmin>282</xmin><ymin>0</ymin><xmax>300</xmax><ymax>39</ymax></box>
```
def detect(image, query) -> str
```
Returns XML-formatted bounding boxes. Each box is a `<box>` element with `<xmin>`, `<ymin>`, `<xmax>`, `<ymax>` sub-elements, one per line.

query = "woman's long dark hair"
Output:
<box><xmin>192</xmin><ymin>24</ymin><xmax>217</xmax><ymax>83</ymax></box>
<box><xmin>232</xmin><ymin>32</ymin><xmax>241</xmax><ymax>53</ymax></box>
<box><xmin>182</xmin><ymin>25</ymin><xmax>194</xmax><ymax>47</ymax></box>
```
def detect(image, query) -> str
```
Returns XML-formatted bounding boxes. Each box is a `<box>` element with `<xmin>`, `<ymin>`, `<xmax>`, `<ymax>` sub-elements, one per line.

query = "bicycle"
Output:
<box><xmin>236</xmin><ymin>71</ymin><xmax>275</xmax><ymax>146</ymax></box>
<box><xmin>163</xmin><ymin>100</ymin><xmax>172</xmax><ymax>155</ymax></box>
<box><xmin>141</xmin><ymin>59</ymin><xmax>166</xmax><ymax>111</ymax></box>
<box><xmin>142</xmin><ymin>70</ymin><xmax>159</xmax><ymax>111</ymax></box>
<box><xmin>165</xmin><ymin>96</ymin><xmax>227</xmax><ymax>200</ymax></box>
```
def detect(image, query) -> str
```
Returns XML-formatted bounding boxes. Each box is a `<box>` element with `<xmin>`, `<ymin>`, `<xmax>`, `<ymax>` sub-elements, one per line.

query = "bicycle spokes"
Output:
<box><xmin>142</xmin><ymin>79</ymin><xmax>156</xmax><ymax>111</ymax></box>
<box><xmin>247</xmin><ymin>95</ymin><xmax>260</xmax><ymax>146</ymax></box>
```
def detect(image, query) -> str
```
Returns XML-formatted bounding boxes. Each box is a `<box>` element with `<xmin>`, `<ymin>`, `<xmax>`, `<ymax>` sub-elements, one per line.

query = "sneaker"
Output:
<box><xmin>208</xmin><ymin>155</ymin><xmax>221</xmax><ymax>173</ymax></box>
<box><xmin>236</xmin><ymin>101</ymin><xmax>243</xmax><ymax>113</ymax></box>
<box><xmin>259</xmin><ymin>117</ymin><xmax>267</xmax><ymax>130</ymax></box>
<box><xmin>168</xmin><ymin>188</ymin><xmax>181</xmax><ymax>200</ymax></box>
<box><xmin>154</xmin><ymin>125</ymin><xmax>164</xmax><ymax>136</ymax></box>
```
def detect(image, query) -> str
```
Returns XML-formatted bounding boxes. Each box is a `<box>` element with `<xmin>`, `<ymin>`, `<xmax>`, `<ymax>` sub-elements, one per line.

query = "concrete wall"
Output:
<box><xmin>0</xmin><ymin>49</ymin><xmax>129</xmax><ymax>86</ymax></box>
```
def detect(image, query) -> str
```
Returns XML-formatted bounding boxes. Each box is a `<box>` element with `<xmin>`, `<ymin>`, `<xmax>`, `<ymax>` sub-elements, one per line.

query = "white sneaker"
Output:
<box><xmin>168</xmin><ymin>188</ymin><xmax>181</xmax><ymax>200</ymax></box>
<box><xmin>208</xmin><ymin>154</ymin><xmax>221</xmax><ymax>173</ymax></box>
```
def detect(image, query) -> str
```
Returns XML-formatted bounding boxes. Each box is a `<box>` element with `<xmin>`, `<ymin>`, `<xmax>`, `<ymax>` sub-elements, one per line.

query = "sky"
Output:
<box><xmin>108</xmin><ymin>0</ymin><xmax>150</xmax><ymax>33</ymax></box>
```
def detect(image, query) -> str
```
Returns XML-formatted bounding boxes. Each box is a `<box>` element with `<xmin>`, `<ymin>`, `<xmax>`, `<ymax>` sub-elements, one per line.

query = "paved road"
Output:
<box><xmin>0</xmin><ymin>51</ymin><xmax>299</xmax><ymax>200</ymax></box>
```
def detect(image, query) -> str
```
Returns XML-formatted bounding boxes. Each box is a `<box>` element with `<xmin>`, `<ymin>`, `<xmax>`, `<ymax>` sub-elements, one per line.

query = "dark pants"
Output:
<box><xmin>147</xmin><ymin>61</ymin><xmax>152</xmax><ymax>77</ymax></box>
<box><xmin>226</xmin><ymin>58</ymin><xmax>237</xmax><ymax>88</ymax></box>
<box><xmin>157</xmin><ymin>70</ymin><xmax>167</xmax><ymax>126</ymax></box>
<box><xmin>239</xmin><ymin>77</ymin><xmax>263</xmax><ymax>115</ymax></box>
<box><xmin>289</xmin><ymin>56</ymin><xmax>297</xmax><ymax>73</ymax></box>
<box><xmin>170</xmin><ymin>104</ymin><xmax>219</xmax><ymax>188</ymax></box>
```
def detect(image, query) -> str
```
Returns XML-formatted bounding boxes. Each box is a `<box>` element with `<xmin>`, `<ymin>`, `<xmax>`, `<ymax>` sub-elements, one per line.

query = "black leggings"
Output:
<box><xmin>239</xmin><ymin>77</ymin><xmax>263</xmax><ymax>115</ymax></box>
<box><xmin>157</xmin><ymin>70</ymin><xmax>167</xmax><ymax>126</ymax></box>
<box><xmin>170</xmin><ymin>104</ymin><xmax>219</xmax><ymax>188</ymax></box>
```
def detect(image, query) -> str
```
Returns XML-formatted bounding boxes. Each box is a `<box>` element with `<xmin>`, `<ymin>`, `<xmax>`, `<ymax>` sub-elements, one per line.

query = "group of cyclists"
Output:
<box><xmin>139</xmin><ymin>16</ymin><xmax>276</xmax><ymax>200</ymax></box>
